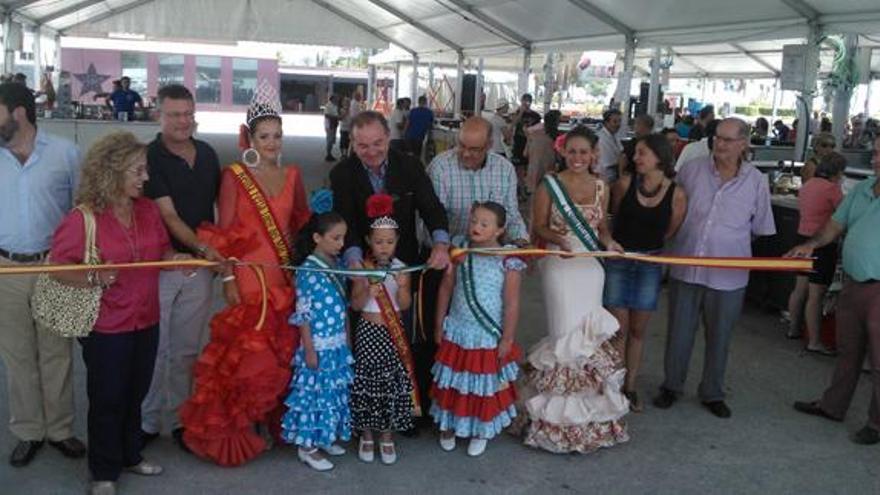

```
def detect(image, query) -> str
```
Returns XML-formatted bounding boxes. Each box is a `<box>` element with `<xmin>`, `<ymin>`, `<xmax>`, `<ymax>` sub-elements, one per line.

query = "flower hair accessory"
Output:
<box><xmin>309</xmin><ymin>188</ymin><xmax>334</xmax><ymax>214</ymax></box>
<box><xmin>366</xmin><ymin>193</ymin><xmax>398</xmax><ymax>230</ymax></box>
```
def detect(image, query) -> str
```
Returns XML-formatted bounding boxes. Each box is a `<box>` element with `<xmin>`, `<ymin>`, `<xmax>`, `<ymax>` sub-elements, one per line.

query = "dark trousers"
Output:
<box><xmin>820</xmin><ymin>280</ymin><xmax>880</xmax><ymax>429</ymax></box>
<box><xmin>80</xmin><ymin>325</ymin><xmax>158</xmax><ymax>481</ymax></box>
<box><xmin>339</xmin><ymin>131</ymin><xmax>351</xmax><ymax>157</ymax></box>
<box><xmin>412</xmin><ymin>269</ymin><xmax>443</xmax><ymax>416</ymax></box>
<box><xmin>325</xmin><ymin>125</ymin><xmax>338</xmax><ymax>156</ymax></box>
<box><xmin>661</xmin><ymin>280</ymin><xmax>745</xmax><ymax>402</ymax></box>
<box><xmin>406</xmin><ymin>138</ymin><xmax>424</xmax><ymax>160</ymax></box>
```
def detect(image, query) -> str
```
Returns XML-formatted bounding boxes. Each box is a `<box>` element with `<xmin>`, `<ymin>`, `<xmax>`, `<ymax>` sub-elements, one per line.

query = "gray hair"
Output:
<box><xmin>721</xmin><ymin>117</ymin><xmax>750</xmax><ymax>139</ymax></box>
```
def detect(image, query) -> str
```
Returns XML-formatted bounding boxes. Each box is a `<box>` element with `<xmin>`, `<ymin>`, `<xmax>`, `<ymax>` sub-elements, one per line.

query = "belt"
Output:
<box><xmin>0</xmin><ymin>247</ymin><xmax>49</xmax><ymax>263</ymax></box>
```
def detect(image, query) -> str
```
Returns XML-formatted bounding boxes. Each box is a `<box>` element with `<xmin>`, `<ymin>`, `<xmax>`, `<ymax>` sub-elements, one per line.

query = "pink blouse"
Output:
<box><xmin>50</xmin><ymin>197</ymin><xmax>170</xmax><ymax>333</ymax></box>
<box><xmin>798</xmin><ymin>178</ymin><xmax>843</xmax><ymax>236</ymax></box>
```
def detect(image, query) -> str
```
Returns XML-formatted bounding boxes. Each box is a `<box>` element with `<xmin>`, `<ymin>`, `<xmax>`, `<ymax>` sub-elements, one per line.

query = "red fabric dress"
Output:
<box><xmin>179</xmin><ymin>164</ymin><xmax>310</xmax><ymax>466</ymax></box>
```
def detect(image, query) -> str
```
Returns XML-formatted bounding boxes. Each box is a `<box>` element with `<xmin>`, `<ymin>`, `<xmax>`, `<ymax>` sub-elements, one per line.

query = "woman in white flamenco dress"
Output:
<box><xmin>521</xmin><ymin>127</ymin><xmax>630</xmax><ymax>454</ymax></box>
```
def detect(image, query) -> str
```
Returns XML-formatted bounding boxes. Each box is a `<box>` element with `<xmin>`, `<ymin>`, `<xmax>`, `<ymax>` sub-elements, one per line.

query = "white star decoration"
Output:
<box><xmin>74</xmin><ymin>63</ymin><xmax>111</xmax><ymax>96</ymax></box>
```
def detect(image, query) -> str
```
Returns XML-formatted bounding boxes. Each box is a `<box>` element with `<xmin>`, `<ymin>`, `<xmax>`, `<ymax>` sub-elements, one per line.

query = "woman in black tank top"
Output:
<box><xmin>604</xmin><ymin>134</ymin><xmax>688</xmax><ymax>412</ymax></box>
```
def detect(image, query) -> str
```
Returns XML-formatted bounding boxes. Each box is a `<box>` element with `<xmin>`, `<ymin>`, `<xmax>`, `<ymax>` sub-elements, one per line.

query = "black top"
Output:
<box><xmin>144</xmin><ymin>134</ymin><xmax>221</xmax><ymax>252</ymax></box>
<box><xmin>613</xmin><ymin>178</ymin><xmax>676</xmax><ymax>252</ymax></box>
<box><xmin>329</xmin><ymin>148</ymin><xmax>449</xmax><ymax>265</ymax></box>
<box><xmin>512</xmin><ymin>109</ymin><xmax>541</xmax><ymax>163</ymax></box>
<box><xmin>688</xmin><ymin>123</ymin><xmax>705</xmax><ymax>141</ymax></box>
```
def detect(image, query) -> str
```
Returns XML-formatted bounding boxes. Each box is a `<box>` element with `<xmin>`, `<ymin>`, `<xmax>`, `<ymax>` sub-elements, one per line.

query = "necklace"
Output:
<box><xmin>119</xmin><ymin>208</ymin><xmax>140</xmax><ymax>262</ymax></box>
<box><xmin>638</xmin><ymin>176</ymin><xmax>664</xmax><ymax>199</ymax></box>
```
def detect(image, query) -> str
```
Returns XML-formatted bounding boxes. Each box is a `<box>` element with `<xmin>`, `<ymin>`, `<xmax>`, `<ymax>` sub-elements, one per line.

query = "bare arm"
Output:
<box><xmin>610</xmin><ymin>175</ymin><xmax>630</xmax><ymax>216</ymax></box>
<box><xmin>300</xmin><ymin>322</ymin><xmax>319</xmax><ymax>370</ymax></box>
<box><xmin>596</xmin><ymin>180</ymin><xmax>622</xmax><ymax>251</ymax></box>
<box><xmin>665</xmin><ymin>186</ymin><xmax>688</xmax><ymax>239</ymax></box>
<box><xmin>396</xmin><ymin>273</ymin><xmax>412</xmax><ymax>312</ymax></box>
<box><xmin>349</xmin><ymin>277</ymin><xmax>371</xmax><ymax>311</ymax></box>
<box><xmin>786</xmin><ymin>219</ymin><xmax>845</xmax><ymax>257</ymax></box>
<box><xmin>531</xmin><ymin>184</ymin><xmax>569</xmax><ymax>250</ymax></box>
<box><xmin>500</xmin><ymin>269</ymin><xmax>521</xmax><ymax>343</ymax></box>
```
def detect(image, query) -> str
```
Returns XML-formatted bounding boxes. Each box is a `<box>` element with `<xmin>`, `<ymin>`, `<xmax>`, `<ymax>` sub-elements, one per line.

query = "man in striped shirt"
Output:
<box><xmin>428</xmin><ymin>117</ymin><xmax>529</xmax><ymax>245</ymax></box>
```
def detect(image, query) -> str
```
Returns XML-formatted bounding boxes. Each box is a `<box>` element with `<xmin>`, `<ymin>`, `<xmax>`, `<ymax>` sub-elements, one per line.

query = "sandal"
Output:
<box><xmin>623</xmin><ymin>389</ymin><xmax>643</xmax><ymax>413</ymax></box>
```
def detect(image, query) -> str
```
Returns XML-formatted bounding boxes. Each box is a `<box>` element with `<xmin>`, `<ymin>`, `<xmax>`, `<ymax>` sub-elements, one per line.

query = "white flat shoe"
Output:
<box><xmin>439</xmin><ymin>433</ymin><xmax>456</xmax><ymax>452</ymax></box>
<box><xmin>125</xmin><ymin>459</ymin><xmax>163</xmax><ymax>475</ymax></box>
<box><xmin>467</xmin><ymin>438</ymin><xmax>488</xmax><ymax>457</ymax></box>
<box><xmin>379</xmin><ymin>441</ymin><xmax>397</xmax><ymax>465</ymax></box>
<box><xmin>298</xmin><ymin>447</ymin><xmax>334</xmax><ymax>472</ymax></box>
<box><xmin>358</xmin><ymin>437</ymin><xmax>375</xmax><ymax>463</ymax></box>
<box><xmin>321</xmin><ymin>444</ymin><xmax>346</xmax><ymax>456</ymax></box>
<box><xmin>89</xmin><ymin>481</ymin><xmax>116</xmax><ymax>495</ymax></box>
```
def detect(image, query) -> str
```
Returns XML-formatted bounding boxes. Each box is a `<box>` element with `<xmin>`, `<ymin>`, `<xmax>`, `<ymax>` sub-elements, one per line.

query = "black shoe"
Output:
<box><xmin>850</xmin><ymin>426</ymin><xmax>880</xmax><ymax>445</ymax></box>
<box><xmin>324</xmin><ymin>155</ymin><xmax>336</xmax><ymax>162</ymax></box>
<box><xmin>399</xmin><ymin>427</ymin><xmax>419</xmax><ymax>438</ymax></box>
<box><xmin>793</xmin><ymin>400</ymin><xmax>843</xmax><ymax>422</ymax></box>
<box><xmin>652</xmin><ymin>388</ymin><xmax>677</xmax><ymax>409</ymax></box>
<box><xmin>701</xmin><ymin>400</ymin><xmax>732</xmax><ymax>419</ymax></box>
<box><xmin>172</xmin><ymin>427</ymin><xmax>191</xmax><ymax>454</ymax></box>
<box><xmin>9</xmin><ymin>440</ymin><xmax>43</xmax><ymax>467</ymax></box>
<box><xmin>140</xmin><ymin>429</ymin><xmax>159</xmax><ymax>446</ymax></box>
<box><xmin>48</xmin><ymin>437</ymin><xmax>86</xmax><ymax>458</ymax></box>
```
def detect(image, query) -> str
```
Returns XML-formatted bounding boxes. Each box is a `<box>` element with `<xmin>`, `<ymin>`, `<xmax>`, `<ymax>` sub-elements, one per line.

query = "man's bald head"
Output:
<box><xmin>457</xmin><ymin>117</ymin><xmax>494</xmax><ymax>169</ymax></box>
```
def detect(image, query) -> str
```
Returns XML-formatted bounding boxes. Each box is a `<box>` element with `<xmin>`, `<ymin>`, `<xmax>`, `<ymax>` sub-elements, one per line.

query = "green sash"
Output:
<box><xmin>542</xmin><ymin>175</ymin><xmax>602</xmax><ymax>253</ymax></box>
<box><xmin>457</xmin><ymin>248</ymin><xmax>502</xmax><ymax>340</ymax></box>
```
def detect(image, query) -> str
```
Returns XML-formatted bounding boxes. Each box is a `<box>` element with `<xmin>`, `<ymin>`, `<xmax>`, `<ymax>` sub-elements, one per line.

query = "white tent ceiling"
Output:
<box><xmin>2</xmin><ymin>0</ymin><xmax>879</xmax><ymax>78</ymax></box>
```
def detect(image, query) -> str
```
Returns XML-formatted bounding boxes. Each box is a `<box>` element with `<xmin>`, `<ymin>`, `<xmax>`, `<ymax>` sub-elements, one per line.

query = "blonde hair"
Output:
<box><xmin>75</xmin><ymin>131</ymin><xmax>146</xmax><ymax>210</ymax></box>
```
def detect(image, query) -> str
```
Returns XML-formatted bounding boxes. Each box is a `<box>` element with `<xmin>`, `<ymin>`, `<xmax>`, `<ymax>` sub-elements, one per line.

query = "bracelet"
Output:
<box><xmin>86</xmin><ymin>270</ymin><xmax>96</xmax><ymax>286</ymax></box>
<box><xmin>221</xmin><ymin>275</ymin><xmax>236</xmax><ymax>283</ymax></box>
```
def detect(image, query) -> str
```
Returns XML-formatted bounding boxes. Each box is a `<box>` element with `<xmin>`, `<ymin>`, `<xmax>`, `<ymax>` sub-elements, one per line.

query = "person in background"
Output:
<box><xmin>0</xmin><ymin>82</ymin><xmax>85</xmax><ymax>468</ymax></box>
<box><xmin>619</xmin><ymin>114</ymin><xmax>654</xmax><ymax>177</ymax></box>
<box><xmin>786</xmin><ymin>152</ymin><xmax>846</xmax><ymax>353</ymax></box>
<box><xmin>661</xmin><ymin>127</ymin><xmax>682</xmax><ymax>160</ymax></box>
<box><xmin>790</xmin><ymin>136</ymin><xmax>880</xmax><ymax>446</ymax></box>
<box><xmin>324</xmin><ymin>94</ymin><xmax>340</xmax><ymax>161</ymax></box>
<box><xmin>801</xmin><ymin>132</ymin><xmax>836</xmax><ymax>182</ymax></box>
<box><xmin>49</xmin><ymin>131</ymin><xmax>193</xmax><ymax>495</ymax></box>
<box><xmin>510</xmin><ymin>93</ymin><xmax>540</xmax><ymax>167</ymax></box>
<box><xmin>752</xmin><ymin>117</ymin><xmax>770</xmax><ymax>143</ymax></box>
<box><xmin>403</xmin><ymin>95</ymin><xmax>433</xmax><ymax>160</ymax></box>
<box><xmin>525</xmin><ymin>110</ymin><xmax>561</xmax><ymax>194</ymax></box>
<box><xmin>676</xmin><ymin>114</ymin><xmax>694</xmax><ymax>139</ymax></box>
<box><xmin>338</xmin><ymin>95</ymin><xmax>352</xmax><ymax>158</ymax></box>
<box><xmin>483</xmin><ymin>100</ymin><xmax>511</xmax><ymax>158</ymax></box>
<box><xmin>140</xmin><ymin>84</ymin><xmax>223</xmax><ymax>451</ymax></box>
<box><xmin>654</xmin><ymin>118</ymin><xmax>776</xmax><ymax>419</ymax></box>
<box><xmin>596</xmin><ymin>108</ymin><xmax>623</xmax><ymax>183</ymax></box>
<box><xmin>773</xmin><ymin>120</ymin><xmax>791</xmax><ymax>143</ymax></box>
<box><xmin>675</xmin><ymin>119</ymin><xmax>719</xmax><ymax>172</ymax></box>
<box><xmin>388</xmin><ymin>97</ymin><xmax>409</xmax><ymax>152</ymax></box>
<box><xmin>688</xmin><ymin>105</ymin><xmax>715</xmax><ymax>141</ymax></box>
<box><xmin>106</xmin><ymin>77</ymin><xmax>143</xmax><ymax>121</ymax></box>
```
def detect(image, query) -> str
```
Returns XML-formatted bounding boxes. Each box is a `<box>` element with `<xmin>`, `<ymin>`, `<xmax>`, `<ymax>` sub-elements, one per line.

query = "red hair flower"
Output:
<box><xmin>366</xmin><ymin>193</ymin><xmax>394</xmax><ymax>219</ymax></box>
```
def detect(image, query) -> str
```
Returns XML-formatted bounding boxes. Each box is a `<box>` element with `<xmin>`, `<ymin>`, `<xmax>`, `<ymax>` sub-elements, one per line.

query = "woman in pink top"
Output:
<box><xmin>49</xmin><ymin>132</ymin><xmax>191</xmax><ymax>494</ymax></box>
<box><xmin>787</xmin><ymin>152</ymin><xmax>845</xmax><ymax>354</ymax></box>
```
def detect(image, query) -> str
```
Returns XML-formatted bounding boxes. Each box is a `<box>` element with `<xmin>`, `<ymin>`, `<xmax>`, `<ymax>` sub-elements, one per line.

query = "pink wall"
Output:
<box><xmin>61</xmin><ymin>47</ymin><xmax>279</xmax><ymax>112</ymax></box>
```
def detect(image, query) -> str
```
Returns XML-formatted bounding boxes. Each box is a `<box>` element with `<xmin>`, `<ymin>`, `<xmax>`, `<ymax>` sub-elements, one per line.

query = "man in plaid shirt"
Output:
<box><xmin>427</xmin><ymin>117</ymin><xmax>529</xmax><ymax>245</ymax></box>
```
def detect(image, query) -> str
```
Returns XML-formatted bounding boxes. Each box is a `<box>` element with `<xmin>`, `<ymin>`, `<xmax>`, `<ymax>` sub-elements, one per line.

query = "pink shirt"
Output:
<box><xmin>50</xmin><ymin>197</ymin><xmax>170</xmax><ymax>333</ymax></box>
<box><xmin>797</xmin><ymin>178</ymin><xmax>843</xmax><ymax>236</ymax></box>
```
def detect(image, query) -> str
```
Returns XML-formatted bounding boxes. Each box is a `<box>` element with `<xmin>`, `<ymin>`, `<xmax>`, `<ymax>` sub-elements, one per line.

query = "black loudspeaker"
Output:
<box><xmin>461</xmin><ymin>74</ymin><xmax>477</xmax><ymax>112</ymax></box>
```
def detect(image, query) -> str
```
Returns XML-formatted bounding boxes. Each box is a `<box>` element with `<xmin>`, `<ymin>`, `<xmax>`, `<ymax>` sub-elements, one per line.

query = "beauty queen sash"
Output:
<box><xmin>542</xmin><ymin>175</ymin><xmax>602</xmax><ymax>253</ymax></box>
<box><xmin>458</xmin><ymin>246</ymin><xmax>503</xmax><ymax>341</ymax></box>
<box><xmin>229</xmin><ymin>163</ymin><xmax>292</xmax><ymax>265</ymax></box>
<box><xmin>363</xmin><ymin>259</ymin><xmax>422</xmax><ymax>416</ymax></box>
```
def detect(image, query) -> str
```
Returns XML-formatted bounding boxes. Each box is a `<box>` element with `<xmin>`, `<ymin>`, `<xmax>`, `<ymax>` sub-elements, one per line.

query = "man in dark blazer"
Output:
<box><xmin>330</xmin><ymin>111</ymin><xmax>450</xmax><ymax>432</ymax></box>
<box><xmin>330</xmin><ymin>110</ymin><xmax>450</xmax><ymax>269</ymax></box>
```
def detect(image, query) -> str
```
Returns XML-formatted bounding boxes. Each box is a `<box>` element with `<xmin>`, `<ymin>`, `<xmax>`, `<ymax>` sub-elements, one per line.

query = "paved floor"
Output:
<box><xmin>0</xmin><ymin>129</ymin><xmax>877</xmax><ymax>494</ymax></box>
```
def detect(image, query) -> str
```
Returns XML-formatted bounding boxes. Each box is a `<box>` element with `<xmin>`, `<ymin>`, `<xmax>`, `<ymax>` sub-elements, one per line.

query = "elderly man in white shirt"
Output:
<box><xmin>675</xmin><ymin>119</ymin><xmax>719</xmax><ymax>172</ymax></box>
<box><xmin>596</xmin><ymin>108</ymin><xmax>623</xmax><ymax>183</ymax></box>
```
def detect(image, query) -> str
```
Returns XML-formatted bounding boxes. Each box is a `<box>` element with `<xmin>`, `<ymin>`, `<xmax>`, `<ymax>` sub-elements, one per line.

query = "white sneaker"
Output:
<box><xmin>298</xmin><ymin>447</ymin><xmax>334</xmax><ymax>472</ymax></box>
<box><xmin>467</xmin><ymin>438</ymin><xmax>488</xmax><ymax>457</ymax></box>
<box><xmin>321</xmin><ymin>444</ymin><xmax>346</xmax><ymax>456</ymax></box>
<box><xmin>439</xmin><ymin>433</ymin><xmax>456</xmax><ymax>452</ymax></box>
<box><xmin>379</xmin><ymin>441</ymin><xmax>397</xmax><ymax>465</ymax></box>
<box><xmin>358</xmin><ymin>437</ymin><xmax>375</xmax><ymax>463</ymax></box>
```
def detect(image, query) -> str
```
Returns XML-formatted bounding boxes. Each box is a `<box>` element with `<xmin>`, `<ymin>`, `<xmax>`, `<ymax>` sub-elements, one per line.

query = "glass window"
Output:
<box><xmin>121</xmin><ymin>52</ymin><xmax>147</xmax><ymax>95</ymax></box>
<box><xmin>195</xmin><ymin>56</ymin><xmax>221</xmax><ymax>104</ymax></box>
<box><xmin>158</xmin><ymin>54</ymin><xmax>185</xmax><ymax>88</ymax></box>
<box><xmin>232</xmin><ymin>58</ymin><xmax>258</xmax><ymax>105</ymax></box>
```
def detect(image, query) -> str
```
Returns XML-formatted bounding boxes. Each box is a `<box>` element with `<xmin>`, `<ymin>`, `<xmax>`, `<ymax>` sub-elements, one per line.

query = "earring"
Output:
<box><xmin>242</xmin><ymin>148</ymin><xmax>260</xmax><ymax>168</ymax></box>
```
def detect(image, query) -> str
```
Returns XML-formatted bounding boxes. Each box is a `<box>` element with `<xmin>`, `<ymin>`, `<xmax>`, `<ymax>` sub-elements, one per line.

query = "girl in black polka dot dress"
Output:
<box><xmin>350</xmin><ymin>193</ymin><xmax>419</xmax><ymax>465</ymax></box>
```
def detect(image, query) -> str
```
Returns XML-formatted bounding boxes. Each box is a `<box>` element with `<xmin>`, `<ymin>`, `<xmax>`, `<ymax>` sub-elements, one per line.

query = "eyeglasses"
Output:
<box><xmin>163</xmin><ymin>111</ymin><xmax>195</xmax><ymax>120</ymax></box>
<box><xmin>458</xmin><ymin>142</ymin><xmax>487</xmax><ymax>155</ymax></box>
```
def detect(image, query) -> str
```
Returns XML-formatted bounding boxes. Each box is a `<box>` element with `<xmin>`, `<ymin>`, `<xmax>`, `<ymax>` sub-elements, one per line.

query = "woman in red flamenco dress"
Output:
<box><xmin>179</xmin><ymin>90</ymin><xmax>310</xmax><ymax>466</ymax></box>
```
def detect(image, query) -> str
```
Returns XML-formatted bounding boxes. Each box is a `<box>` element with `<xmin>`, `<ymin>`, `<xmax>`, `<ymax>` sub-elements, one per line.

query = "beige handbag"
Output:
<box><xmin>32</xmin><ymin>206</ymin><xmax>103</xmax><ymax>338</ymax></box>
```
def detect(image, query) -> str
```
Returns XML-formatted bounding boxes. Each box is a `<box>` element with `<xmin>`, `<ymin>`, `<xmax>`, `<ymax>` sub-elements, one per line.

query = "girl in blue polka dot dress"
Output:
<box><xmin>281</xmin><ymin>211</ymin><xmax>354</xmax><ymax>472</ymax></box>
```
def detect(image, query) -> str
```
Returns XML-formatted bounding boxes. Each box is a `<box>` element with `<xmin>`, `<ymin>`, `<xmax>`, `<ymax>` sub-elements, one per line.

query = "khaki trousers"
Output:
<box><xmin>0</xmin><ymin>258</ymin><xmax>75</xmax><ymax>442</ymax></box>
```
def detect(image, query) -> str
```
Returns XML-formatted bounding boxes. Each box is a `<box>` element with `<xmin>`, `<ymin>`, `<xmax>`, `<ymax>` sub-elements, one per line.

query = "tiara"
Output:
<box><xmin>370</xmin><ymin>216</ymin><xmax>398</xmax><ymax>230</ymax></box>
<box><xmin>246</xmin><ymin>79</ymin><xmax>282</xmax><ymax>126</ymax></box>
